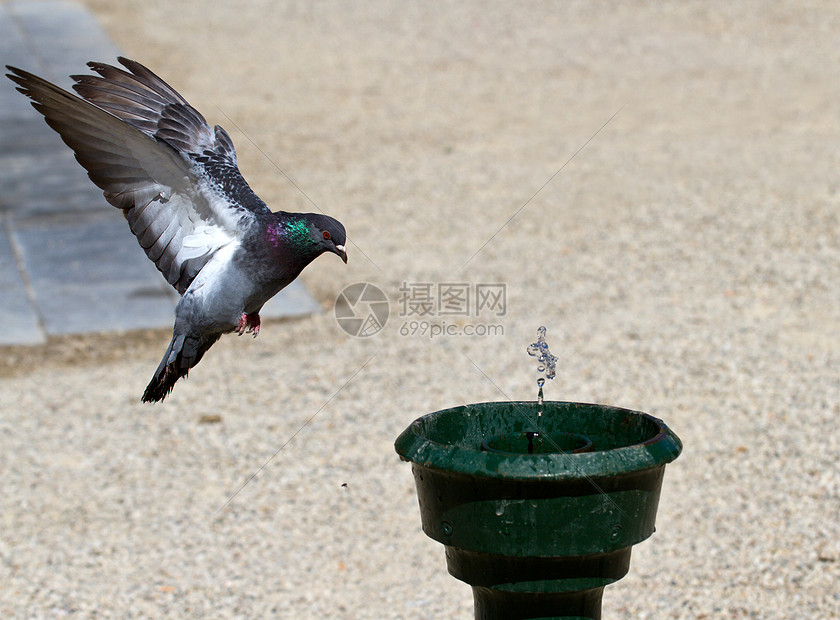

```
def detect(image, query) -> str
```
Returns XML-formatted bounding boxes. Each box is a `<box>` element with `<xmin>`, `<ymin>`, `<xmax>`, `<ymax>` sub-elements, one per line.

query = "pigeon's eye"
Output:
<box><xmin>322</xmin><ymin>231</ymin><xmax>331</xmax><ymax>240</ymax></box>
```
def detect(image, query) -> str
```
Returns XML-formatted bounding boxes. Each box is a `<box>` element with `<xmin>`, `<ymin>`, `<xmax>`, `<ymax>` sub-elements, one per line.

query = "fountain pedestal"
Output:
<box><xmin>395</xmin><ymin>401</ymin><xmax>682</xmax><ymax>619</ymax></box>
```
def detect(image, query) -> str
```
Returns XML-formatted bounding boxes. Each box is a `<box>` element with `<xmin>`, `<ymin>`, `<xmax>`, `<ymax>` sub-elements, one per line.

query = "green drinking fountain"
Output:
<box><xmin>394</xmin><ymin>400</ymin><xmax>682</xmax><ymax>619</ymax></box>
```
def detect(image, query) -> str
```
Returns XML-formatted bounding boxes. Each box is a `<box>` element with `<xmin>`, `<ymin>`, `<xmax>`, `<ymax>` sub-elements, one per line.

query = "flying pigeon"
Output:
<box><xmin>6</xmin><ymin>58</ymin><xmax>347</xmax><ymax>403</ymax></box>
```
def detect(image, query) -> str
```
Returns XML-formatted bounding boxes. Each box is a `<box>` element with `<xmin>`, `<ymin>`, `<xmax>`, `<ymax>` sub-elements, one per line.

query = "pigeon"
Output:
<box><xmin>6</xmin><ymin>58</ymin><xmax>347</xmax><ymax>403</ymax></box>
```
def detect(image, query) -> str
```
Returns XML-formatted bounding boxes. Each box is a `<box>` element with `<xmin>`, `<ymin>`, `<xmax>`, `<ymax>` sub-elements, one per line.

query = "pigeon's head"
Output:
<box><xmin>304</xmin><ymin>213</ymin><xmax>347</xmax><ymax>263</ymax></box>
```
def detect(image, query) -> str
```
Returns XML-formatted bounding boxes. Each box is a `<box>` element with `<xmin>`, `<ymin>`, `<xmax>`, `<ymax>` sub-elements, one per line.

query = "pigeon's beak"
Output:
<box><xmin>335</xmin><ymin>244</ymin><xmax>347</xmax><ymax>263</ymax></box>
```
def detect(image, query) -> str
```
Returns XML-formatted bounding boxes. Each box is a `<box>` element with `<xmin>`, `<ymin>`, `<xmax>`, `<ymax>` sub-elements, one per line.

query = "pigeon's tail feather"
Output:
<box><xmin>142</xmin><ymin>332</ymin><xmax>221</xmax><ymax>403</ymax></box>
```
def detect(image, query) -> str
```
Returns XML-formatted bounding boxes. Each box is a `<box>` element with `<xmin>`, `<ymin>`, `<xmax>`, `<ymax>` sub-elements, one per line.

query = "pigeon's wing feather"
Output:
<box><xmin>72</xmin><ymin>57</ymin><xmax>270</xmax><ymax>216</ymax></box>
<box><xmin>72</xmin><ymin>57</ymin><xmax>216</xmax><ymax>155</ymax></box>
<box><xmin>6</xmin><ymin>64</ymin><xmax>264</xmax><ymax>294</ymax></box>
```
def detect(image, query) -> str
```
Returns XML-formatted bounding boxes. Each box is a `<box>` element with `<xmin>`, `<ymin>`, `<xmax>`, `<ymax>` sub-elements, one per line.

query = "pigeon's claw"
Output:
<box><xmin>236</xmin><ymin>313</ymin><xmax>248</xmax><ymax>336</ymax></box>
<box><xmin>247</xmin><ymin>313</ymin><xmax>261</xmax><ymax>338</ymax></box>
<box><xmin>237</xmin><ymin>312</ymin><xmax>260</xmax><ymax>337</ymax></box>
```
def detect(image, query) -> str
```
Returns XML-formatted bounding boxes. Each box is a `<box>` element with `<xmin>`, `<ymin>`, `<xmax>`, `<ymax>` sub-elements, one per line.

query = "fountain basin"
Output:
<box><xmin>481</xmin><ymin>430</ymin><xmax>593</xmax><ymax>454</ymax></box>
<box><xmin>395</xmin><ymin>401</ymin><xmax>682</xmax><ymax>619</ymax></box>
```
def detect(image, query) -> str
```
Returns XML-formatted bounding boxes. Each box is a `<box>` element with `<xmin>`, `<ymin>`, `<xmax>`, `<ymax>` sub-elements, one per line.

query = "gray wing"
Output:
<box><xmin>73</xmin><ymin>58</ymin><xmax>271</xmax><ymax>216</ymax></box>
<box><xmin>6</xmin><ymin>59</ymin><xmax>268</xmax><ymax>294</ymax></box>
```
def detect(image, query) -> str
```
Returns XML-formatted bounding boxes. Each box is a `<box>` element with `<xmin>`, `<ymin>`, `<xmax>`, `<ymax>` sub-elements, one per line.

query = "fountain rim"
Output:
<box><xmin>395</xmin><ymin>400</ymin><xmax>683</xmax><ymax>482</ymax></box>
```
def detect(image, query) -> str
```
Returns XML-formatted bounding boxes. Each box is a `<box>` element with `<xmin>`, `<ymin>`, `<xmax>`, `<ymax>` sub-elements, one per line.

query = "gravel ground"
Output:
<box><xmin>2</xmin><ymin>1</ymin><xmax>839</xmax><ymax>618</ymax></box>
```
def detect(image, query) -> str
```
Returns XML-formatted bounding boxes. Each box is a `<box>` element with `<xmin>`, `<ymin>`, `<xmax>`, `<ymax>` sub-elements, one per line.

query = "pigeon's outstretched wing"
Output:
<box><xmin>6</xmin><ymin>58</ymin><xmax>270</xmax><ymax>294</ymax></box>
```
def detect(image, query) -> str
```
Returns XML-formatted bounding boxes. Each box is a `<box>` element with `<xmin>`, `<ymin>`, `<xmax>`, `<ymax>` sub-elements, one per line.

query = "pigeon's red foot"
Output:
<box><xmin>236</xmin><ymin>312</ymin><xmax>261</xmax><ymax>337</ymax></box>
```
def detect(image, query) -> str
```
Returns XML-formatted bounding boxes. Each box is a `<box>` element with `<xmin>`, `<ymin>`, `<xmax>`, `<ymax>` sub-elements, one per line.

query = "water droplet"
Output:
<box><xmin>528</xmin><ymin>327</ymin><xmax>558</xmax><ymax>404</ymax></box>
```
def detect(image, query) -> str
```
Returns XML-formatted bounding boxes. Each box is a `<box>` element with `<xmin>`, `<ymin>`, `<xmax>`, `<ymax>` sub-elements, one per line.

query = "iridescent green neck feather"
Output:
<box><xmin>284</xmin><ymin>216</ymin><xmax>312</xmax><ymax>248</ymax></box>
